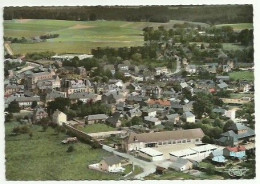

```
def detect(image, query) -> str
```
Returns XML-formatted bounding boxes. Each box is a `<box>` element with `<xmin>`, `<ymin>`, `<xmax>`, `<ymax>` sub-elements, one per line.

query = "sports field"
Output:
<box><xmin>4</xmin><ymin>19</ymin><xmax>209</xmax><ymax>55</ymax></box>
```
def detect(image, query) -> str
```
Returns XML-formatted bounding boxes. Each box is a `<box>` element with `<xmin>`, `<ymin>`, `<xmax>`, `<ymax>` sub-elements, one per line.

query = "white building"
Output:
<box><xmin>138</xmin><ymin>148</ymin><xmax>164</xmax><ymax>162</ymax></box>
<box><xmin>52</xmin><ymin>110</ymin><xmax>67</xmax><ymax>126</ymax></box>
<box><xmin>224</xmin><ymin>109</ymin><xmax>236</xmax><ymax>120</ymax></box>
<box><xmin>169</xmin><ymin>144</ymin><xmax>218</xmax><ymax>161</ymax></box>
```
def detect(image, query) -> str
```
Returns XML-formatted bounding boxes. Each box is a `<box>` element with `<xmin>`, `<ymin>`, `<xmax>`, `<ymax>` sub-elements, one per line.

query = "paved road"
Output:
<box><xmin>173</xmin><ymin>57</ymin><xmax>181</xmax><ymax>74</ymax></box>
<box><xmin>102</xmin><ymin>145</ymin><xmax>156</xmax><ymax>179</ymax></box>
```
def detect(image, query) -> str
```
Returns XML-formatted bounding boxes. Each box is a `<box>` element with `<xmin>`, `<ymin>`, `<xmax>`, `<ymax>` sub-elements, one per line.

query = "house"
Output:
<box><xmin>104</xmin><ymin>64</ymin><xmax>115</xmax><ymax>75</ymax></box>
<box><xmin>69</xmin><ymin>93</ymin><xmax>97</xmax><ymax>104</ymax></box>
<box><xmin>144</xmin><ymin>116</ymin><xmax>162</xmax><ymax>127</ymax></box>
<box><xmin>25</xmin><ymin>71</ymin><xmax>55</xmax><ymax>90</ymax></box>
<box><xmin>239</xmin><ymin>81</ymin><xmax>252</xmax><ymax>93</ymax></box>
<box><xmin>32</xmin><ymin>106</ymin><xmax>48</xmax><ymax>123</ymax></box>
<box><xmin>86</xmin><ymin>114</ymin><xmax>108</xmax><ymax>124</ymax></box>
<box><xmin>217</xmin><ymin>82</ymin><xmax>228</xmax><ymax>90</ymax></box>
<box><xmin>216</xmin><ymin>76</ymin><xmax>230</xmax><ymax>82</ymax></box>
<box><xmin>223</xmin><ymin>146</ymin><xmax>246</xmax><ymax>159</ymax></box>
<box><xmin>216</xmin><ymin>123</ymin><xmax>255</xmax><ymax>146</ymax></box>
<box><xmin>224</xmin><ymin>109</ymin><xmax>236</xmax><ymax>120</ymax></box>
<box><xmin>142</xmin><ymin>86</ymin><xmax>162</xmax><ymax>98</ymax></box>
<box><xmin>169</xmin><ymin>158</ymin><xmax>193</xmax><ymax>171</ymax></box>
<box><xmin>165</xmin><ymin>114</ymin><xmax>180</xmax><ymax>124</ymax></box>
<box><xmin>106</xmin><ymin>112</ymin><xmax>122</xmax><ymax>127</ymax></box>
<box><xmin>52</xmin><ymin>110</ymin><xmax>67</xmax><ymax>126</ymax></box>
<box><xmin>138</xmin><ymin>148</ymin><xmax>164</xmax><ymax>161</ymax></box>
<box><xmin>185</xmin><ymin>65</ymin><xmax>196</xmax><ymax>74</ymax></box>
<box><xmin>155</xmin><ymin>67</ymin><xmax>168</xmax><ymax>75</ymax></box>
<box><xmin>209</xmin><ymin>148</ymin><xmax>227</xmax><ymax>164</ymax></box>
<box><xmin>4</xmin><ymin>84</ymin><xmax>23</xmax><ymax>96</ymax></box>
<box><xmin>182</xmin><ymin>111</ymin><xmax>195</xmax><ymax>123</ymax></box>
<box><xmin>99</xmin><ymin>155</ymin><xmax>125</xmax><ymax>173</ymax></box>
<box><xmin>147</xmin><ymin>99</ymin><xmax>171</xmax><ymax>108</ymax></box>
<box><xmin>46</xmin><ymin>90</ymin><xmax>66</xmax><ymax>102</ymax></box>
<box><xmin>141</xmin><ymin>108</ymin><xmax>157</xmax><ymax>117</ymax></box>
<box><xmin>127</xmin><ymin>108</ymin><xmax>142</xmax><ymax>118</ymax></box>
<box><xmin>5</xmin><ymin>96</ymin><xmax>41</xmax><ymax>109</ymax></box>
<box><xmin>122</xmin><ymin>128</ymin><xmax>205</xmax><ymax>152</ymax></box>
<box><xmin>76</xmin><ymin>67</ymin><xmax>87</xmax><ymax>76</ymax></box>
<box><xmin>102</xmin><ymin>90</ymin><xmax>126</xmax><ymax>104</ymax></box>
<box><xmin>63</xmin><ymin>79</ymin><xmax>90</xmax><ymax>95</ymax></box>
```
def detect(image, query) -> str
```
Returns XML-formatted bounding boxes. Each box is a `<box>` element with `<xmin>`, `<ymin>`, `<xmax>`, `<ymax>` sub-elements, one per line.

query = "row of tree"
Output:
<box><xmin>4</xmin><ymin>5</ymin><xmax>252</xmax><ymax>24</ymax></box>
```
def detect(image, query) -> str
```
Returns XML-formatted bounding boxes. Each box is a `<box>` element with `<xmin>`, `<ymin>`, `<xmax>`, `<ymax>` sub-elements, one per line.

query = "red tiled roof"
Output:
<box><xmin>148</xmin><ymin>99</ymin><xmax>171</xmax><ymax>106</ymax></box>
<box><xmin>226</xmin><ymin>146</ymin><xmax>246</xmax><ymax>152</ymax></box>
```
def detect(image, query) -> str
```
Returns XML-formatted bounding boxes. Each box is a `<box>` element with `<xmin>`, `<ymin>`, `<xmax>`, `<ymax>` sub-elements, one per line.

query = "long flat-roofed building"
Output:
<box><xmin>169</xmin><ymin>144</ymin><xmax>218</xmax><ymax>161</ymax></box>
<box><xmin>138</xmin><ymin>148</ymin><xmax>164</xmax><ymax>162</ymax></box>
<box><xmin>122</xmin><ymin>128</ymin><xmax>205</xmax><ymax>152</ymax></box>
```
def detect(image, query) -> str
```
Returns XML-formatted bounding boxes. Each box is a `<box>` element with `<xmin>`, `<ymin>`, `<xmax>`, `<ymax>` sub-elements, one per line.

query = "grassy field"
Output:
<box><xmin>78</xmin><ymin>124</ymin><xmax>116</xmax><ymax>134</ymax></box>
<box><xmin>215</xmin><ymin>23</ymin><xmax>253</xmax><ymax>31</ymax></box>
<box><xmin>222</xmin><ymin>43</ymin><xmax>246</xmax><ymax>51</ymax></box>
<box><xmin>5</xmin><ymin>122</ymin><xmax>119</xmax><ymax>180</ymax></box>
<box><xmin>229</xmin><ymin>71</ymin><xmax>254</xmax><ymax>81</ymax></box>
<box><xmin>4</xmin><ymin>19</ymin><xmax>208</xmax><ymax>55</ymax></box>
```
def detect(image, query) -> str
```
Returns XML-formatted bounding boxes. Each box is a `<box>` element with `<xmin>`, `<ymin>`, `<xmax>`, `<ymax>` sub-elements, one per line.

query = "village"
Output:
<box><xmin>4</xmin><ymin>6</ymin><xmax>255</xmax><ymax>180</ymax></box>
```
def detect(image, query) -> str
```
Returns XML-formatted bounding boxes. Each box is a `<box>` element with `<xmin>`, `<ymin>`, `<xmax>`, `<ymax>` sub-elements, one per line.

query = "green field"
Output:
<box><xmin>215</xmin><ymin>23</ymin><xmax>253</xmax><ymax>31</ymax></box>
<box><xmin>222</xmin><ymin>43</ymin><xmax>246</xmax><ymax>51</ymax></box>
<box><xmin>5</xmin><ymin>122</ymin><xmax>119</xmax><ymax>180</ymax></box>
<box><xmin>229</xmin><ymin>71</ymin><xmax>254</xmax><ymax>81</ymax></box>
<box><xmin>5</xmin><ymin>19</ymin><xmax>205</xmax><ymax>55</ymax></box>
<box><xmin>78</xmin><ymin>124</ymin><xmax>116</xmax><ymax>133</ymax></box>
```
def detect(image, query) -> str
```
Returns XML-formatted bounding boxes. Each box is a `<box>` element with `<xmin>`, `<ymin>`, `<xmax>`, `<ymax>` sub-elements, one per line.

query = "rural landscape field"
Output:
<box><xmin>4</xmin><ymin>19</ymin><xmax>252</xmax><ymax>54</ymax></box>
<box><xmin>4</xmin><ymin>5</ymin><xmax>255</xmax><ymax>181</ymax></box>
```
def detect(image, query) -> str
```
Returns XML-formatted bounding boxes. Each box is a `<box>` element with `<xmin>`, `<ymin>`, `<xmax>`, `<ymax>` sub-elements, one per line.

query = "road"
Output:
<box><xmin>173</xmin><ymin>56</ymin><xmax>181</xmax><ymax>74</ymax></box>
<box><xmin>4</xmin><ymin>42</ymin><xmax>14</xmax><ymax>55</ymax></box>
<box><xmin>102</xmin><ymin>145</ymin><xmax>156</xmax><ymax>179</ymax></box>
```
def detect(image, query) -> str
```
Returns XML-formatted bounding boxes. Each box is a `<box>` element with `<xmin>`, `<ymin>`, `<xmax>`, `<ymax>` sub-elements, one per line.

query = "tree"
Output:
<box><xmin>89</xmin><ymin>13</ymin><xmax>97</xmax><ymax>21</ymax></box>
<box><xmin>212</xmin><ymin>119</ymin><xmax>224</xmax><ymax>128</ymax></box>
<box><xmin>5</xmin><ymin>113</ymin><xmax>13</xmax><ymax>122</ymax></box>
<box><xmin>193</xmin><ymin>92</ymin><xmax>214</xmax><ymax>118</ymax></box>
<box><xmin>67</xmin><ymin>145</ymin><xmax>75</xmax><ymax>153</ymax></box>
<box><xmin>7</xmin><ymin>100</ymin><xmax>20</xmax><ymax>113</ymax></box>
<box><xmin>47</xmin><ymin>97</ymin><xmax>70</xmax><ymax>114</ymax></box>
<box><xmin>31</xmin><ymin>101</ymin><xmax>38</xmax><ymax>109</ymax></box>
<box><xmin>223</xmin><ymin>120</ymin><xmax>235</xmax><ymax>132</ymax></box>
<box><xmin>202</xmin><ymin>135</ymin><xmax>213</xmax><ymax>144</ymax></box>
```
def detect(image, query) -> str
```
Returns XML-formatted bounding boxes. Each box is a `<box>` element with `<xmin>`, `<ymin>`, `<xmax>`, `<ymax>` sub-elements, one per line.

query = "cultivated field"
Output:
<box><xmin>215</xmin><ymin>23</ymin><xmax>253</xmax><ymax>31</ymax></box>
<box><xmin>4</xmin><ymin>19</ymin><xmax>209</xmax><ymax>55</ymax></box>
<box><xmin>5</xmin><ymin>122</ymin><xmax>119</xmax><ymax>180</ymax></box>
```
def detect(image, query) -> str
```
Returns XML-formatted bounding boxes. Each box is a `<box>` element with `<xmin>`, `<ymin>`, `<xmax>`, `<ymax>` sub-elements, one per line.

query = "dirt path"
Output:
<box><xmin>4</xmin><ymin>42</ymin><xmax>14</xmax><ymax>55</ymax></box>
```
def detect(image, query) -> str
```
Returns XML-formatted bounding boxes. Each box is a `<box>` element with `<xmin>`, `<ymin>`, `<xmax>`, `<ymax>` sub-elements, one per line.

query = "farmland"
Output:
<box><xmin>5</xmin><ymin>122</ymin><xmax>119</xmax><ymax>180</ymax></box>
<box><xmin>4</xmin><ymin>19</ymin><xmax>209</xmax><ymax>55</ymax></box>
<box><xmin>215</xmin><ymin>23</ymin><xmax>253</xmax><ymax>32</ymax></box>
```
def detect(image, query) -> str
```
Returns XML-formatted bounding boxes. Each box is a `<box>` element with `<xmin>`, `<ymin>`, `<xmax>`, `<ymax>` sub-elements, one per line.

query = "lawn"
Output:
<box><xmin>145</xmin><ymin>170</ymin><xmax>196</xmax><ymax>180</ymax></box>
<box><xmin>229</xmin><ymin>71</ymin><xmax>254</xmax><ymax>81</ymax></box>
<box><xmin>5</xmin><ymin>122</ymin><xmax>119</xmax><ymax>180</ymax></box>
<box><xmin>5</xmin><ymin>19</ymin><xmax>207</xmax><ymax>54</ymax></box>
<box><xmin>215</xmin><ymin>23</ymin><xmax>253</xmax><ymax>31</ymax></box>
<box><xmin>78</xmin><ymin>124</ymin><xmax>116</xmax><ymax>134</ymax></box>
<box><xmin>222</xmin><ymin>43</ymin><xmax>246</xmax><ymax>51</ymax></box>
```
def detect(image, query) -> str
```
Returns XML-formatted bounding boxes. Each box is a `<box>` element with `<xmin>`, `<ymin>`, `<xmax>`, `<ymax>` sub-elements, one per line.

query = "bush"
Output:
<box><xmin>12</xmin><ymin>125</ymin><xmax>31</xmax><ymax>134</ymax></box>
<box><xmin>67</xmin><ymin>145</ymin><xmax>75</xmax><ymax>153</ymax></box>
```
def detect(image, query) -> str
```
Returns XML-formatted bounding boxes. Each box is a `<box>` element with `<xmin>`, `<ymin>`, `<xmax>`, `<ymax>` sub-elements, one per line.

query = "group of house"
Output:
<box><xmin>4</xmin><ymin>51</ymin><xmax>255</xmax><ymax>176</ymax></box>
